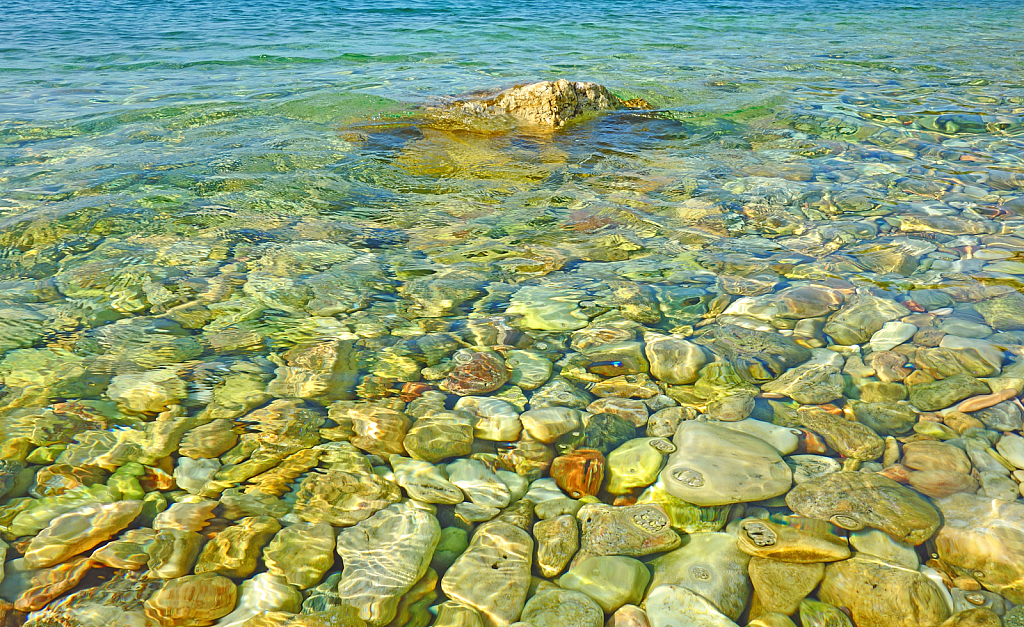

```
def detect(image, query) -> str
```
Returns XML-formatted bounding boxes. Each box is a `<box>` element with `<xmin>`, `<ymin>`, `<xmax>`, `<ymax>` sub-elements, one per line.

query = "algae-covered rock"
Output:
<box><xmin>786</xmin><ymin>471</ymin><xmax>941</xmax><ymax>545</ymax></box>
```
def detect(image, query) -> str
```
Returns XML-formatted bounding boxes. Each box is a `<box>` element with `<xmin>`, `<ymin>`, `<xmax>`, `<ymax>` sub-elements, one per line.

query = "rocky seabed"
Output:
<box><xmin>1</xmin><ymin>81</ymin><xmax>1024</xmax><ymax>627</ymax></box>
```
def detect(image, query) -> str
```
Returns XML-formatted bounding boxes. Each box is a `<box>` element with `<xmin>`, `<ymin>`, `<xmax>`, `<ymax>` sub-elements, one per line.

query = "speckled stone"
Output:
<box><xmin>646</xmin><ymin>532</ymin><xmax>750</xmax><ymax>621</ymax></box>
<box><xmin>533</xmin><ymin>514</ymin><xmax>579</xmax><ymax>578</ymax></box>
<box><xmin>786</xmin><ymin>471</ymin><xmax>941</xmax><ymax>545</ymax></box>
<box><xmin>818</xmin><ymin>554</ymin><xmax>950</xmax><ymax>627</ymax></box>
<box><xmin>519</xmin><ymin>589</ymin><xmax>604</xmax><ymax>627</ymax></box>
<box><xmin>576</xmin><ymin>503</ymin><xmax>680</xmax><ymax>562</ymax></box>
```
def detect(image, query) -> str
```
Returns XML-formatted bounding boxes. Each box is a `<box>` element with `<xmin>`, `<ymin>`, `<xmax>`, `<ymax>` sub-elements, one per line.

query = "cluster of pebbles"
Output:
<box><xmin>1</xmin><ymin>82</ymin><xmax>1024</xmax><ymax>627</ymax></box>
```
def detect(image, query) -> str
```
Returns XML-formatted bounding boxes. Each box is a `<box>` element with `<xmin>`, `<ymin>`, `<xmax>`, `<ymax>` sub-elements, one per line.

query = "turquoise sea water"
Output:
<box><xmin>3</xmin><ymin>0</ymin><xmax>1023</xmax><ymax>242</ymax></box>
<box><xmin>3</xmin><ymin>1</ymin><xmax>1024</xmax><ymax>623</ymax></box>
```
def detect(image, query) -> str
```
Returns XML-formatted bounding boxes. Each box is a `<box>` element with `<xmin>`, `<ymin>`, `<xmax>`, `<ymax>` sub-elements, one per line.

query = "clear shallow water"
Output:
<box><xmin>2</xmin><ymin>0</ymin><xmax>1024</xmax><ymax>624</ymax></box>
<box><xmin>2</xmin><ymin>1</ymin><xmax>1023</xmax><ymax>234</ymax></box>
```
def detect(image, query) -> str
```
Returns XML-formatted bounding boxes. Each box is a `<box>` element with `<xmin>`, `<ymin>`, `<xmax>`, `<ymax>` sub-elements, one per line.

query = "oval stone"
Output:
<box><xmin>661</xmin><ymin>421</ymin><xmax>792</xmax><ymax>506</ymax></box>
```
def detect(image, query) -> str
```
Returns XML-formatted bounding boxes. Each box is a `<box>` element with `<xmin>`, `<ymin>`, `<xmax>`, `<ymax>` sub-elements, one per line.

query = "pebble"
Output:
<box><xmin>749</xmin><ymin>558</ymin><xmax>824</xmax><ymax>615</ymax></box>
<box><xmin>533</xmin><ymin>514</ymin><xmax>579</xmax><ymax>577</ymax></box>
<box><xmin>870</xmin><ymin>321</ymin><xmax>918</xmax><ymax>352</ymax></box>
<box><xmin>390</xmin><ymin>455</ymin><xmax>465</xmax><ymax>504</ymax></box>
<box><xmin>736</xmin><ymin>517</ymin><xmax>850</xmax><ymax>563</ymax></box>
<box><xmin>819</xmin><ymin>554</ymin><xmax>950</xmax><ymax>627</ymax></box>
<box><xmin>849</xmin><ymin>528</ymin><xmax>919</xmax><ymax>569</ymax></box>
<box><xmin>644</xmin><ymin>584</ymin><xmax>739</xmax><ymax>627</ymax></box>
<box><xmin>661</xmin><ymin>421</ymin><xmax>792</xmax><ymax>506</ymax></box>
<box><xmin>447</xmin><ymin>458</ymin><xmax>512</xmax><ymax>508</ymax></box>
<box><xmin>194</xmin><ymin>515</ymin><xmax>280</xmax><ymax>578</ymax></box>
<box><xmin>559</xmin><ymin>555</ymin><xmax>650</xmax><ymax>613</ymax></box>
<box><xmin>959</xmin><ymin>388</ymin><xmax>1020</xmax><ymax>413</ymax></box>
<box><xmin>996</xmin><ymin>433</ymin><xmax>1024</xmax><ymax>469</ymax></box>
<box><xmin>519</xmin><ymin>589</ymin><xmax>603</xmax><ymax>627</ymax></box>
<box><xmin>606</xmin><ymin>437</ymin><xmax>673</xmax><ymax>494</ymax></box>
<box><xmin>519</xmin><ymin>407</ymin><xmax>587</xmax><ymax>443</ymax></box>
<box><xmin>143</xmin><ymin>572</ymin><xmax>237</xmax><ymax>627</ymax></box>
<box><xmin>786</xmin><ymin>471</ymin><xmax>941</xmax><ymax>545</ymax></box>
<box><xmin>263</xmin><ymin>521</ymin><xmax>335</xmax><ymax>589</ymax></box>
<box><xmin>576</xmin><ymin>503</ymin><xmax>681</xmax><ymax>561</ymax></box>
<box><xmin>334</xmin><ymin>502</ymin><xmax>440</xmax><ymax>626</ymax></box>
<box><xmin>441</xmin><ymin>522</ymin><xmax>534</xmax><ymax>626</ymax></box>
<box><xmin>713</xmin><ymin>419</ymin><xmax>800</xmax><ymax>455</ymax></box>
<box><xmin>215</xmin><ymin>572</ymin><xmax>302</xmax><ymax>627</ymax></box>
<box><xmin>935</xmin><ymin>493</ymin><xmax>1024</xmax><ymax>604</ymax></box>
<box><xmin>646</xmin><ymin>532</ymin><xmax>751</xmax><ymax>621</ymax></box>
<box><xmin>5</xmin><ymin>83</ymin><xmax>1024</xmax><ymax>627</ymax></box>
<box><xmin>23</xmin><ymin>500</ymin><xmax>143</xmax><ymax>569</ymax></box>
<box><xmin>606</xmin><ymin>605</ymin><xmax>651</xmax><ymax>627</ymax></box>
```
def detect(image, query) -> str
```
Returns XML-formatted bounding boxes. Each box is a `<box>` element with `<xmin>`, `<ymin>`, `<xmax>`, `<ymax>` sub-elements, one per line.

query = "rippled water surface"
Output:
<box><xmin>3</xmin><ymin>0</ymin><xmax>1024</xmax><ymax>624</ymax></box>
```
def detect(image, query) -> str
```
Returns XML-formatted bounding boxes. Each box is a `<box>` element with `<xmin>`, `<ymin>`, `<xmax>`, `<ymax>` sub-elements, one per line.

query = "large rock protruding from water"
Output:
<box><xmin>447</xmin><ymin>80</ymin><xmax>627</xmax><ymax>128</ymax></box>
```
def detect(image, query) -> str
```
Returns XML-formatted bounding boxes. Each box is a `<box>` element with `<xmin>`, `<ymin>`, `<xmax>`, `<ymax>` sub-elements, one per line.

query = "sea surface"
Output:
<box><xmin>2</xmin><ymin>0</ymin><xmax>1024</xmax><ymax>623</ymax></box>
<box><xmin>3</xmin><ymin>0</ymin><xmax>1022</xmax><ymax>248</ymax></box>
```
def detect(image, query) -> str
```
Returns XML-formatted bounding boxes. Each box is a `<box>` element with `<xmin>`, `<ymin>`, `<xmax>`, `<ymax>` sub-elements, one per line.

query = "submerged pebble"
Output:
<box><xmin>0</xmin><ymin>69</ymin><xmax>1023</xmax><ymax>627</ymax></box>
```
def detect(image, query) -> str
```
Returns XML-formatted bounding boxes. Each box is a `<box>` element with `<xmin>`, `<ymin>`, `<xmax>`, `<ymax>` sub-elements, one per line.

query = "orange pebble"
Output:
<box><xmin>957</xmin><ymin>388</ymin><xmax>1018</xmax><ymax>413</ymax></box>
<box><xmin>877</xmin><ymin>464</ymin><xmax>911</xmax><ymax>484</ymax></box>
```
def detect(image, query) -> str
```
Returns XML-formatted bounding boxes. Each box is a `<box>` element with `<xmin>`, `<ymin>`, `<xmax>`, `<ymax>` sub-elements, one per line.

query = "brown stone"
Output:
<box><xmin>144</xmin><ymin>573</ymin><xmax>237</xmax><ymax>627</ymax></box>
<box><xmin>819</xmin><ymin>555</ymin><xmax>949</xmax><ymax>627</ymax></box>
<box><xmin>902</xmin><ymin>441</ymin><xmax>972</xmax><ymax>474</ymax></box>
<box><xmin>937</xmin><ymin>608</ymin><xmax>1002</xmax><ymax>627</ymax></box>
<box><xmin>957</xmin><ymin>388</ymin><xmax>1018</xmax><ymax>413</ymax></box>
<box><xmin>550</xmin><ymin>449</ymin><xmax>605</xmax><ymax>499</ymax></box>
<box><xmin>194</xmin><ymin>515</ymin><xmax>281</xmax><ymax>578</ymax></box>
<box><xmin>943</xmin><ymin>411</ymin><xmax>987</xmax><ymax>434</ymax></box>
<box><xmin>749</xmin><ymin>558</ymin><xmax>824</xmax><ymax>615</ymax></box>
<box><xmin>907</xmin><ymin>470</ymin><xmax>979</xmax><ymax>499</ymax></box>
